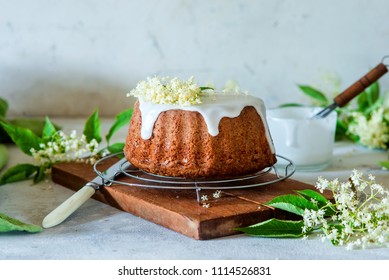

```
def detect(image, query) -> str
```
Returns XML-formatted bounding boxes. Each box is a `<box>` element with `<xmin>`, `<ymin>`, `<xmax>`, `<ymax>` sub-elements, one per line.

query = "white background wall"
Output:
<box><xmin>1</xmin><ymin>0</ymin><xmax>389</xmax><ymax>117</ymax></box>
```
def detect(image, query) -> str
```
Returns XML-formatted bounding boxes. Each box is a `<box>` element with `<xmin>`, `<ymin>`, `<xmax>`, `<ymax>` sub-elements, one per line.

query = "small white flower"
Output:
<box><xmin>70</xmin><ymin>130</ymin><xmax>77</xmax><ymax>139</ymax></box>
<box><xmin>213</xmin><ymin>190</ymin><xmax>222</xmax><ymax>199</ymax></box>
<box><xmin>315</xmin><ymin>177</ymin><xmax>329</xmax><ymax>193</ymax></box>
<box><xmin>310</xmin><ymin>198</ymin><xmax>318</xmax><ymax>205</ymax></box>
<box><xmin>201</xmin><ymin>195</ymin><xmax>208</xmax><ymax>202</ymax></box>
<box><xmin>351</xmin><ymin>169</ymin><xmax>362</xmax><ymax>186</ymax></box>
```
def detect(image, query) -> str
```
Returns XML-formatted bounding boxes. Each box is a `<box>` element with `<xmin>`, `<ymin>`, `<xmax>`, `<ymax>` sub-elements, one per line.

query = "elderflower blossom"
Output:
<box><xmin>306</xmin><ymin>170</ymin><xmax>389</xmax><ymax>249</ymax></box>
<box><xmin>30</xmin><ymin>130</ymin><xmax>99</xmax><ymax>165</ymax></box>
<box><xmin>222</xmin><ymin>80</ymin><xmax>249</xmax><ymax>95</ymax></box>
<box><xmin>213</xmin><ymin>190</ymin><xmax>222</xmax><ymax>199</ymax></box>
<box><xmin>347</xmin><ymin>107</ymin><xmax>389</xmax><ymax>149</ymax></box>
<box><xmin>127</xmin><ymin>76</ymin><xmax>205</xmax><ymax>106</ymax></box>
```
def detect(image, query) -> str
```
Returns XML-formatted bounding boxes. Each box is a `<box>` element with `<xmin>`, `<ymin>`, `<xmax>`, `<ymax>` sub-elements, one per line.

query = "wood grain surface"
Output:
<box><xmin>51</xmin><ymin>158</ymin><xmax>332</xmax><ymax>240</ymax></box>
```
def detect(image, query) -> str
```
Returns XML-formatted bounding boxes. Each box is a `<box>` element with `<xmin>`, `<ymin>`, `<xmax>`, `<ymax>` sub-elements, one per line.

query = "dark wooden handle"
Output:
<box><xmin>334</xmin><ymin>63</ymin><xmax>388</xmax><ymax>107</ymax></box>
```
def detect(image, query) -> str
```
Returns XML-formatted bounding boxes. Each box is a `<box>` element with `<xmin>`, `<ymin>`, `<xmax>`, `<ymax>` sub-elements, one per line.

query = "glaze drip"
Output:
<box><xmin>138</xmin><ymin>94</ymin><xmax>275</xmax><ymax>153</ymax></box>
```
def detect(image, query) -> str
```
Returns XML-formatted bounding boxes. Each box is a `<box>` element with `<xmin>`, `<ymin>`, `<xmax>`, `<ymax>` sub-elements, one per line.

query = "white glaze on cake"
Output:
<box><xmin>138</xmin><ymin>94</ymin><xmax>275</xmax><ymax>153</ymax></box>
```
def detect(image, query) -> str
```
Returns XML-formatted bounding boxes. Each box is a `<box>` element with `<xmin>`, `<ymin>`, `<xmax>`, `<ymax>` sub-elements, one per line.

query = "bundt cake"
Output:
<box><xmin>124</xmin><ymin>77</ymin><xmax>276</xmax><ymax>178</ymax></box>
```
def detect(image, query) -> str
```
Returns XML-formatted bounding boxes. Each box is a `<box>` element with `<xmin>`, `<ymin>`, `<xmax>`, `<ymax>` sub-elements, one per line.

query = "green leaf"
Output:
<box><xmin>0</xmin><ymin>118</ymin><xmax>61</xmax><ymax>143</ymax></box>
<box><xmin>278</xmin><ymin>103</ymin><xmax>304</xmax><ymax>108</ymax></box>
<box><xmin>0</xmin><ymin>144</ymin><xmax>9</xmax><ymax>171</ymax></box>
<box><xmin>0</xmin><ymin>121</ymin><xmax>41</xmax><ymax>155</ymax></box>
<box><xmin>0</xmin><ymin>97</ymin><xmax>8</xmax><ymax>118</ymax></box>
<box><xmin>235</xmin><ymin>218</ymin><xmax>305</xmax><ymax>238</ymax></box>
<box><xmin>384</xmin><ymin>108</ymin><xmax>389</xmax><ymax>122</ymax></box>
<box><xmin>0</xmin><ymin>212</ymin><xmax>43</xmax><ymax>233</ymax></box>
<box><xmin>296</xmin><ymin>189</ymin><xmax>329</xmax><ymax>208</ymax></box>
<box><xmin>298</xmin><ymin>85</ymin><xmax>329</xmax><ymax>106</ymax></box>
<box><xmin>10</xmin><ymin>118</ymin><xmax>59</xmax><ymax>136</ymax></box>
<box><xmin>366</xmin><ymin>82</ymin><xmax>380</xmax><ymax>106</ymax></box>
<box><xmin>296</xmin><ymin>189</ymin><xmax>336</xmax><ymax>216</ymax></box>
<box><xmin>379</xmin><ymin>161</ymin><xmax>389</xmax><ymax>169</ymax></box>
<box><xmin>33</xmin><ymin>165</ymin><xmax>49</xmax><ymax>184</ymax></box>
<box><xmin>199</xmin><ymin>86</ymin><xmax>215</xmax><ymax>91</ymax></box>
<box><xmin>347</xmin><ymin>133</ymin><xmax>360</xmax><ymax>143</ymax></box>
<box><xmin>42</xmin><ymin>116</ymin><xmax>57</xmax><ymax>139</ymax></box>
<box><xmin>106</xmin><ymin>142</ymin><xmax>125</xmax><ymax>154</ymax></box>
<box><xmin>335</xmin><ymin>118</ymin><xmax>348</xmax><ymax>141</ymax></box>
<box><xmin>323</xmin><ymin>205</ymin><xmax>336</xmax><ymax>217</ymax></box>
<box><xmin>83</xmin><ymin>109</ymin><xmax>102</xmax><ymax>143</ymax></box>
<box><xmin>105</xmin><ymin>108</ymin><xmax>133</xmax><ymax>144</ymax></box>
<box><xmin>357</xmin><ymin>90</ymin><xmax>368</xmax><ymax>111</ymax></box>
<box><xmin>357</xmin><ymin>82</ymin><xmax>380</xmax><ymax>114</ymax></box>
<box><xmin>363</xmin><ymin>97</ymin><xmax>384</xmax><ymax>116</ymax></box>
<box><xmin>267</xmin><ymin>194</ymin><xmax>318</xmax><ymax>216</ymax></box>
<box><xmin>0</xmin><ymin>164</ymin><xmax>39</xmax><ymax>185</ymax></box>
<box><xmin>0</xmin><ymin>122</ymin><xmax>9</xmax><ymax>143</ymax></box>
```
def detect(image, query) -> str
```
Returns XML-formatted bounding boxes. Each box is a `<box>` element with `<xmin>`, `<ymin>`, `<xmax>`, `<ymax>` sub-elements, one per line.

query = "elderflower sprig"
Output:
<box><xmin>30</xmin><ymin>130</ymin><xmax>100</xmax><ymax>165</ymax></box>
<box><xmin>347</xmin><ymin>107</ymin><xmax>389</xmax><ymax>149</ymax></box>
<box><xmin>310</xmin><ymin>170</ymin><xmax>389</xmax><ymax>249</ymax></box>
<box><xmin>127</xmin><ymin>76</ymin><xmax>207</xmax><ymax>106</ymax></box>
<box><xmin>236</xmin><ymin>170</ymin><xmax>389</xmax><ymax>250</ymax></box>
<box><xmin>0</xmin><ymin>108</ymin><xmax>134</xmax><ymax>185</ymax></box>
<box><xmin>127</xmin><ymin>76</ymin><xmax>253</xmax><ymax>106</ymax></box>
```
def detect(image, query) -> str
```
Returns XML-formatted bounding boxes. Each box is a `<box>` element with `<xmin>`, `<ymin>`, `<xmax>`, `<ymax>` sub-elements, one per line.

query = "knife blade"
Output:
<box><xmin>42</xmin><ymin>157</ymin><xmax>130</xmax><ymax>228</ymax></box>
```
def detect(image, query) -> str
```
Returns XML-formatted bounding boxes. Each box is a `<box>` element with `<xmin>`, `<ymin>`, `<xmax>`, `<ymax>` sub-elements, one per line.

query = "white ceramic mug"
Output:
<box><xmin>266</xmin><ymin>107</ymin><xmax>337</xmax><ymax>171</ymax></box>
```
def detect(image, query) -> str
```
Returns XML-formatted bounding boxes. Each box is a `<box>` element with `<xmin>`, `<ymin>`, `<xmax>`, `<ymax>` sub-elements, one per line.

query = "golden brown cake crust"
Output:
<box><xmin>124</xmin><ymin>101</ymin><xmax>276</xmax><ymax>178</ymax></box>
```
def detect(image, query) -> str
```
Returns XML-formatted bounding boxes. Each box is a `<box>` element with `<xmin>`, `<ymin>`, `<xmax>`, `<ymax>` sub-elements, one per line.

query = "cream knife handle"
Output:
<box><xmin>42</xmin><ymin>183</ymin><xmax>97</xmax><ymax>228</ymax></box>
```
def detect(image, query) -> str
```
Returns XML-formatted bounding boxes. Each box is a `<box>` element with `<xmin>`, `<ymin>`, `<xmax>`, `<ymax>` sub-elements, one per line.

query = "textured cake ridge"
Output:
<box><xmin>124</xmin><ymin>98</ymin><xmax>277</xmax><ymax>178</ymax></box>
<box><xmin>136</xmin><ymin>94</ymin><xmax>275</xmax><ymax>154</ymax></box>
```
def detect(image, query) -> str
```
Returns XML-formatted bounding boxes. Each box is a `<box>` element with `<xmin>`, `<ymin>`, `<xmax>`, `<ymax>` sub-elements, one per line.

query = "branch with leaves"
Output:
<box><xmin>0</xmin><ymin>108</ymin><xmax>132</xmax><ymax>185</ymax></box>
<box><xmin>236</xmin><ymin>170</ymin><xmax>389</xmax><ymax>250</ymax></box>
<box><xmin>0</xmin><ymin>96</ymin><xmax>132</xmax><ymax>233</ymax></box>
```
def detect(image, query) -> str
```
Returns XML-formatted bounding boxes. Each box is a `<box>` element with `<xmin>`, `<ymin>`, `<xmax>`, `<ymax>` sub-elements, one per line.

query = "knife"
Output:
<box><xmin>42</xmin><ymin>157</ymin><xmax>130</xmax><ymax>228</ymax></box>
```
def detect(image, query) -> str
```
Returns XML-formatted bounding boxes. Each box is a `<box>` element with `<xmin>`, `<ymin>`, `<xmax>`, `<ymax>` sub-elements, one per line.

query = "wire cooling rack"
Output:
<box><xmin>93</xmin><ymin>153</ymin><xmax>295</xmax><ymax>203</ymax></box>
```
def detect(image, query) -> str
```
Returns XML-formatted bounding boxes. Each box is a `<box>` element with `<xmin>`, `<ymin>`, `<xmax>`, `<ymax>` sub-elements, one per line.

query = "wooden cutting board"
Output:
<box><xmin>51</xmin><ymin>159</ymin><xmax>331</xmax><ymax>240</ymax></box>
